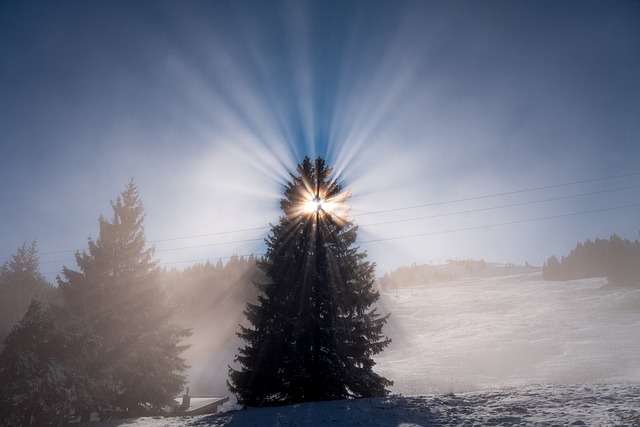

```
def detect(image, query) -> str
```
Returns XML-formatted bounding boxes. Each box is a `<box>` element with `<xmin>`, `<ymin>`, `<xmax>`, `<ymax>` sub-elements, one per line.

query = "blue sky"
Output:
<box><xmin>1</xmin><ymin>0</ymin><xmax>639</xmax><ymax>281</ymax></box>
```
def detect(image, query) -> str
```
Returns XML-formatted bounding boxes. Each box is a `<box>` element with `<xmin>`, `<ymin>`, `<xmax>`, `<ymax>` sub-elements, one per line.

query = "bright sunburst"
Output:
<box><xmin>285</xmin><ymin>157</ymin><xmax>352</xmax><ymax>227</ymax></box>
<box><xmin>304</xmin><ymin>195</ymin><xmax>324</xmax><ymax>214</ymax></box>
<box><xmin>298</xmin><ymin>190</ymin><xmax>351</xmax><ymax>227</ymax></box>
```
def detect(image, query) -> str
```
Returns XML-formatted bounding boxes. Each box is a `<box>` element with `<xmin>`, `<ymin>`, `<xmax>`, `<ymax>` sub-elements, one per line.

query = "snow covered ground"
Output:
<box><xmin>83</xmin><ymin>384</ymin><xmax>640</xmax><ymax>426</ymax></box>
<box><xmin>87</xmin><ymin>267</ymin><xmax>640</xmax><ymax>426</ymax></box>
<box><xmin>376</xmin><ymin>267</ymin><xmax>640</xmax><ymax>394</ymax></box>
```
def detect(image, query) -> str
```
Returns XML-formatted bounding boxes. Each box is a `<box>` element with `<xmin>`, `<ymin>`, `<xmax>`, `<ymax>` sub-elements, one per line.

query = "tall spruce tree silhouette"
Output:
<box><xmin>228</xmin><ymin>157</ymin><xmax>392</xmax><ymax>406</ymax></box>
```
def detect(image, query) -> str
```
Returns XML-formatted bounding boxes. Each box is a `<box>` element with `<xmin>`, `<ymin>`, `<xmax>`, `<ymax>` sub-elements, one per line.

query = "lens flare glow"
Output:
<box><xmin>296</xmin><ymin>187</ymin><xmax>351</xmax><ymax>226</ymax></box>
<box><xmin>304</xmin><ymin>196</ymin><xmax>324</xmax><ymax>214</ymax></box>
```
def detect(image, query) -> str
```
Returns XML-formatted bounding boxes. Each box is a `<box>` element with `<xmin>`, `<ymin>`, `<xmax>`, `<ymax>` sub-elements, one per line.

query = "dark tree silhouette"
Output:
<box><xmin>58</xmin><ymin>179</ymin><xmax>190</xmax><ymax>418</ymax></box>
<box><xmin>543</xmin><ymin>234</ymin><xmax>640</xmax><ymax>285</ymax></box>
<box><xmin>0</xmin><ymin>302</ymin><xmax>72</xmax><ymax>426</ymax></box>
<box><xmin>0</xmin><ymin>242</ymin><xmax>52</xmax><ymax>343</ymax></box>
<box><xmin>228</xmin><ymin>157</ymin><xmax>392</xmax><ymax>406</ymax></box>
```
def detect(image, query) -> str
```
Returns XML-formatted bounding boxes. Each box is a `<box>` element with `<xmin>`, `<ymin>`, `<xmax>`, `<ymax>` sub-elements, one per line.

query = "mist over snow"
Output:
<box><xmin>179</xmin><ymin>263</ymin><xmax>640</xmax><ymax>397</ymax></box>
<box><xmin>86</xmin><ymin>264</ymin><xmax>640</xmax><ymax>426</ymax></box>
<box><xmin>375</xmin><ymin>264</ymin><xmax>640</xmax><ymax>394</ymax></box>
<box><xmin>180</xmin><ymin>264</ymin><xmax>639</xmax><ymax>425</ymax></box>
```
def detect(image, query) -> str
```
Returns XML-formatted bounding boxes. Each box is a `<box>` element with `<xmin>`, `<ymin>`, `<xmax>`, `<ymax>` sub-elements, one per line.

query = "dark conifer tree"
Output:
<box><xmin>228</xmin><ymin>157</ymin><xmax>392</xmax><ymax>406</ymax></box>
<box><xmin>0</xmin><ymin>241</ymin><xmax>52</xmax><ymax>343</ymax></box>
<box><xmin>58</xmin><ymin>179</ymin><xmax>190</xmax><ymax>417</ymax></box>
<box><xmin>0</xmin><ymin>301</ymin><xmax>73</xmax><ymax>427</ymax></box>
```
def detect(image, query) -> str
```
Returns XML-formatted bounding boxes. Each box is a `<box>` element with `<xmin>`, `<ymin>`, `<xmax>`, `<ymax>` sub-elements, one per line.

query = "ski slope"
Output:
<box><xmin>86</xmin><ymin>267</ymin><xmax>640</xmax><ymax>426</ymax></box>
<box><xmin>376</xmin><ymin>266</ymin><xmax>640</xmax><ymax>394</ymax></box>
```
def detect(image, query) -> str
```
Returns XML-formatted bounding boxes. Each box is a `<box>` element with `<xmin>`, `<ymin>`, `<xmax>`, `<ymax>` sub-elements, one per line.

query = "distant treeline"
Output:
<box><xmin>380</xmin><ymin>259</ymin><xmax>492</xmax><ymax>289</ymax></box>
<box><xmin>163</xmin><ymin>256</ymin><xmax>262</xmax><ymax>395</ymax></box>
<box><xmin>165</xmin><ymin>254</ymin><xmax>261</xmax><ymax>328</ymax></box>
<box><xmin>543</xmin><ymin>234</ymin><xmax>640</xmax><ymax>286</ymax></box>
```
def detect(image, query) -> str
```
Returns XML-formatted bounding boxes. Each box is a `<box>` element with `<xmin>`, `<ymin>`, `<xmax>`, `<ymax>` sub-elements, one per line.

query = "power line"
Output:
<box><xmin>358</xmin><ymin>203</ymin><xmax>640</xmax><ymax>244</ymax></box>
<box><xmin>6</xmin><ymin>226</ymin><xmax>271</xmax><ymax>258</ymax></box>
<box><xmin>156</xmin><ymin>237</ymin><xmax>265</xmax><ymax>252</ymax></box>
<box><xmin>42</xmin><ymin>253</ymin><xmax>266</xmax><ymax>277</ymax></box>
<box><xmin>5</xmin><ymin>171</ymin><xmax>640</xmax><ymax>261</ymax></box>
<box><xmin>157</xmin><ymin>252</ymin><xmax>264</xmax><ymax>267</ymax></box>
<box><xmin>359</xmin><ymin>184</ymin><xmax>640</xmax><ymax>228</ymax></box>
<box><xmin>149</xmin><ymin>184</ymin><xmax>640</xmax><ymax>253</ymax></box>
<box><xmin>354</xmin><ymin>171</ymin><xmax>640</xmax><ymax>217</ymax></box>
<box><xmin>149</xmin><ymin>226</ymin><xmax>269</xmax><ymax>243</ymax></box>
<box><xmin>39</xmin><ymin>202</ymin><xmax>640</xmax><ymax>278</ymax></box>
<box><xmin>36</xmin><ymin>237</ymin><xmax>267</xmax><ymax>265</ymax></box>
<box><xmin>43</xmin><ymin>200</ymin><xmax>640</xmax><ymax>276</ymax></box>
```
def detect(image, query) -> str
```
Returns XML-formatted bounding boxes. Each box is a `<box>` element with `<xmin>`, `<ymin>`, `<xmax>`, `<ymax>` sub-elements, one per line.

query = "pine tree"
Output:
<box><xmin>228</xmin><ymin>157</ymin><xmax>392</xmax><ymax>406</ymax></box>
<box><xmin>0</xmin><ymin>301</ymin><xmax>73</xmax><ymax>427</ymax></box>
<box><xmin>58</xmin><ymin>179</ymin><xmax>190</xmax><ymax>418</ymax></box>
<box><xmin>0</xmin><ymin>241</ymin><xmax>52</xmax><ymax>343</ymax></box>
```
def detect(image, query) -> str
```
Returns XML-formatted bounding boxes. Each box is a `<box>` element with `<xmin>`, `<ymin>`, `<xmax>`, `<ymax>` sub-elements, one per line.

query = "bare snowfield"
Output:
<box><xmin>87</xmin><ymin>268</ymin><xmax>640</xmax><ymax>426</ymax></box>
<box><xmin>376</xmin><ymin>267</ymin><xmax>640</xmax><ymax>394</ymax></box>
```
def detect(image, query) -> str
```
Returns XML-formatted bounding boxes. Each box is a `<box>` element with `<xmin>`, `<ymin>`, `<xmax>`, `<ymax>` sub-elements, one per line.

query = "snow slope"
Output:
<box><xmin>86</xmin><ymin>268</ymin><xmax>640</xmax><ymax>426</ymax></box>
<box><xmin>376</xmin><ymin>268</ymin><xmax>640</xmax><ymax>394</ymax></box>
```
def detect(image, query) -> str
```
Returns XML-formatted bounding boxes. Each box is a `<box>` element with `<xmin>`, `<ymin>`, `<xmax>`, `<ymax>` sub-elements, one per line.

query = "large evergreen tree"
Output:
<box><xmin>228</xmin><ymin>157</ymin><xmax>392</xmax><ymax>406</ymax></box>
<box><xmin>58</xmin><ymin>179</ymin><xmax>190</xmax><ymax>417</ymax></box>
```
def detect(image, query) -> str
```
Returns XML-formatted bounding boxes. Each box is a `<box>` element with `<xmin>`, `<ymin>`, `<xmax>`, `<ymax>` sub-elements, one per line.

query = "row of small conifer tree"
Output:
<box><xmin>543</xmin><ymin>233</ymin><xmax>640</xmax><ymax>285</ymax></box>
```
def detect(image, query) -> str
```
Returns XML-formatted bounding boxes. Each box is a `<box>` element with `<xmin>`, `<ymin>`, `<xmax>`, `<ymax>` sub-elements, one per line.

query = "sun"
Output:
<box><xmin>300</xmin><ymin>191</ymin><xmax>349</xmax><ymax>224</ymax></box>
<box><xmin>293</xmin><ymin>172</ymin><xmax>351</xmax><ymax>225</ymax></box>
<box><xmin>304</xmin><ymin>195</ymin><xmax>324</xmax><ymax>214</ymax></box>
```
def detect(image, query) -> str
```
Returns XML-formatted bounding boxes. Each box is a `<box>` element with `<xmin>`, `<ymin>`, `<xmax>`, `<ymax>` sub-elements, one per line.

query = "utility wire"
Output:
<box><xmin>43</xmin><ymin>253</ymin><xmax>266</xmax><ymax>277</ymax></box>
<box><xmin>354</xmin><ymin>171</ymin><xmax>640</xmax><ymax>217</ymax></box>
<box><xmin>6</xmin><ymin>171</ymin><xmax>640</xmax><ymax>261</ymax></box>
<box><xmin>146</xmin><ymin>184</ymin><xmax>640</xmax><ymax>251</ymax></box>
<box><xmin>150</xmin><ymin>226</ymin><xmax>270</xmax><ymax>243</ymax></box>
<box><xmin>39</xmin><ymin>202</ymin><xmax>640</xmax><ymax>278</ymax></box>
<box><xmin>358</xmin><ymin>185</ymin><xmax>640</xmax><ymax>228</ymax></box>
<box><xmin>156</xmin><ymin>252</ymin><xmax>264</xmax><ymax>267</ymax></box>
<box><xmin>358</xmin><ymin>203</ymin><xmax>640</xmax><ymax>244</ymax></box>
<box><xmin>156</xmin><ymin>237</ymin><xmax>265</xmax><ymax>252</ymax></box>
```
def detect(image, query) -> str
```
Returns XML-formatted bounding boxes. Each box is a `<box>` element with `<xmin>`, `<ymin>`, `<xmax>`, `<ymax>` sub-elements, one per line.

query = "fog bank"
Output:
<box><xmin>376</xmin><ymin>267</ymin><xmax>640</xmax><ymax>395</ymax></box>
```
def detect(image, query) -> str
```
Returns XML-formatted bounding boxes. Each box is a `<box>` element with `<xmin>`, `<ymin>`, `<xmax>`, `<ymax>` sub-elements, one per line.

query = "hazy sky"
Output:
<box><xmin>1</xmin><ymin>0</ymin><xmax>639</xmax><ymax>281</ymax></box>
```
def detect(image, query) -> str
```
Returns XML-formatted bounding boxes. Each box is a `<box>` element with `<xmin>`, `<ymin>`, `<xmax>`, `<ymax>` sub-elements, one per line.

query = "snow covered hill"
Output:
<box><xmin>376</xmin><ymin>267</ymin><xmax>640</xmax><ymax>394</ymax></box>
<box><xmin>86</xmin><ymin>268</ymin><xmax>640</xmax><ymax>426</ymax></box>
